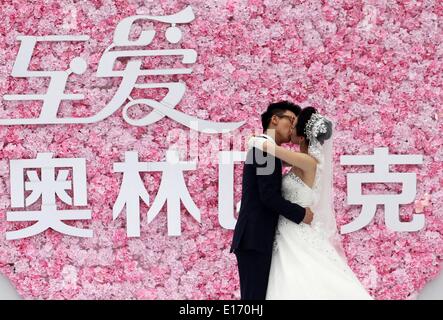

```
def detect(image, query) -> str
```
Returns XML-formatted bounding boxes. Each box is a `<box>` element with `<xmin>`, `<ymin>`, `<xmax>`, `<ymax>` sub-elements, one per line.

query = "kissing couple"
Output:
<box><xmin>231</xmin><ymin>101</ymin><xmax>373</xmax><ymax>300</ymax></box>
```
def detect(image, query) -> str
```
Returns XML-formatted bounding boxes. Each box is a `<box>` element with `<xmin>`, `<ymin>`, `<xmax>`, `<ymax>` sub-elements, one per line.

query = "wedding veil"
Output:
<box><xmin>308</xmin><ymin>121</ymin><xmax>346</xmax><ymax>258</ymax></box>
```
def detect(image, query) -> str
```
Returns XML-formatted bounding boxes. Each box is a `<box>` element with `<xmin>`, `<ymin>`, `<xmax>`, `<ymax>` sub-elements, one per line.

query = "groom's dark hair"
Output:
<box><xmin>261</xmin><ymin>101</ymin><xmax>302</xmax><ymax>132</ymax></box>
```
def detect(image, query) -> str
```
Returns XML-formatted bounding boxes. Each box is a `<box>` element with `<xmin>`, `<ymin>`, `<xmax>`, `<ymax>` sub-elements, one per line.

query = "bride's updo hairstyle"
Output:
<box><xmin>295</xmin><ymin>107</ymin><xmax>333</xmax><ymax>145</ymax></box>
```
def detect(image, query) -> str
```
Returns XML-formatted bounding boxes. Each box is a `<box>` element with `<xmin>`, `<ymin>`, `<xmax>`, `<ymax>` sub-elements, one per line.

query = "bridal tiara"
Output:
<box><xmin>304</xmin><ymin>113</ymin><xmax>328</xmax><ymax>141</ymax></box>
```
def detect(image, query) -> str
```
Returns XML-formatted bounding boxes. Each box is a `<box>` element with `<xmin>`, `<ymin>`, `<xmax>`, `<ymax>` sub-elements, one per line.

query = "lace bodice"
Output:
<box><xmin>277</xmin><ymin>171</ymin><xmax>316</xmax><ymax>235</ymax></box>
<box><xmin>274</xmin><ymin>171</ymin><xmax>327</xmax><ymax>251</ymax></box>
<box><xmin>273</xmin><ymin>172</ymin><xmax>347</xmax><ymax>277</ymax></box>
<box><xmin>281</xmin><ymin>171</ymin><xmax>314</xmax><ymax>207</ymax></box>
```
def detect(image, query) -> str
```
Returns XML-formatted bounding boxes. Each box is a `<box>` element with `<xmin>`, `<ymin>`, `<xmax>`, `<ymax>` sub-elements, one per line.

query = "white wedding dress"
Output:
<box><xmin>265</xmin><ymin>170</ymin><xmax>373</xmax><ymax>300</ymax></box>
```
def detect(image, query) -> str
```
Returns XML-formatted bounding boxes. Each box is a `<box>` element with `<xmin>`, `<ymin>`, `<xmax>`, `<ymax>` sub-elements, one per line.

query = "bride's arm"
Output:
<box><xmin>282</xmin><ymin>160</ymin><xmax>291</xmax><ymax>167</ymax></box>
<box><xmin>261</xmin><ymin>141</ymin><xmax>317</xmax><ymax>173</ymax></box>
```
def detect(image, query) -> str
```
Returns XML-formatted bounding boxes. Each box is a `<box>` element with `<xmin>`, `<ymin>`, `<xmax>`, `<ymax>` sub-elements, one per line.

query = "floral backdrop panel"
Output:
<box><xmin>0</xmin><ymin>0</ymin><xmax>442</xmax><ymax>299</ymax></box>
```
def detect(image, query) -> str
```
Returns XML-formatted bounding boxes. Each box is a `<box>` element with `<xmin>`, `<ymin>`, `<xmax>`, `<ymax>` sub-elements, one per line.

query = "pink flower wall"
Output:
<box><xmin>0</xmin><ymin>0</ymin><xmax>442</xmax><ymax>299</ymax></box>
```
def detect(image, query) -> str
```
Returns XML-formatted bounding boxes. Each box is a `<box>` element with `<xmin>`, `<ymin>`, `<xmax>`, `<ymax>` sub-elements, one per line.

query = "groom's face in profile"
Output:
<box><xmin>274</xmin><ymin>110</ymin><xmax>297</xmax><ymax>144</ymax></box>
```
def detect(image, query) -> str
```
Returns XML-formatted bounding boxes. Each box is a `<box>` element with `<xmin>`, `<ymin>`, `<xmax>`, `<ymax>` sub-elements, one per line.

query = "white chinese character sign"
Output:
<box><xmin>1</xmin><ymin>6</ymin><xmax>244</xmax><ymax>132</ymax></box>
<box><xmin>113</xmin><ymin>150</ymin><xmax>202</xmax><ymax>237</ymax></box>
<box><xmin>0</xmin><ymin>2</ymin><xmax>441</xmax><ymax>301</ymax></box>
<box><xmin>340</xmin><ymin>147</ymin><xmax>424</xmax><ymax>233</ymax></box>
<box><xmin>7</xmin><ymin>153</ymin><xmax>92</xmax><ymax>240</ymax></box>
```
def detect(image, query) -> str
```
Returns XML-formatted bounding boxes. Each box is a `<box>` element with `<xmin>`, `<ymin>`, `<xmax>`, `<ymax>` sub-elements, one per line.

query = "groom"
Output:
<box><xmin>230</xmin><ymin>101</ymin><xmax>314</xmax><ymax>300</ymax></box>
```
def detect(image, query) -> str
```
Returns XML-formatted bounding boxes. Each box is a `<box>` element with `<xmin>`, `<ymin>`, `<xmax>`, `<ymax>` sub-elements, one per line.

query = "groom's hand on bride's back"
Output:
<box><xmin>302</xmin><ymin>208</ymin><xmax>314</xmax><ymax>225</ymax></box>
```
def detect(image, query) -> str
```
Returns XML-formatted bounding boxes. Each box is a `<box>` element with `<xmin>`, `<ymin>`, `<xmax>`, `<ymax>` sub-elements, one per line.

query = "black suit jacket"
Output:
<box><xmin>230</xmin><ymin>140</ymin><xmax>306</xmax><ymax>254</ymax></box>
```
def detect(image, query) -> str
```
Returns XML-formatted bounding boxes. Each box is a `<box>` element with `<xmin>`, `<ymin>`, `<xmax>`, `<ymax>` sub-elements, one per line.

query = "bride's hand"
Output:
<box><xmin>247</xmin><ymin>136</ymin><xmax>269</xmax><ymax>151</ymax></box>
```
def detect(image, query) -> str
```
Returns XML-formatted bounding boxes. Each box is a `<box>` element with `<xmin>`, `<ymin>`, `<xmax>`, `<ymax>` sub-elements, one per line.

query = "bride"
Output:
<box><xmin>249</xmin><ymin>107</ymin><xmax>372</xmax><ymax>300</ymax></box>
